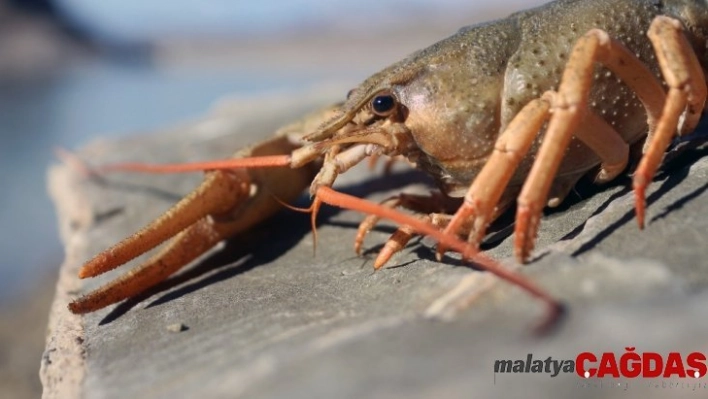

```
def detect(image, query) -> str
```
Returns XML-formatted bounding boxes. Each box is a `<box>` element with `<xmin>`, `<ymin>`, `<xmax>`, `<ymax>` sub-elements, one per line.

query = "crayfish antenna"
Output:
<box><xmin>314</xmin><ymin>186</ymin><xmax>563</xmax><ymax>330</ymax></box>
<box><xmin>98</xmin><ymin>155</ymin><xmax>292</xmax><ymax>174</ymax></box>
<box><xmin>533</xmin><ymin>302</ymin><xmax>567</xmax><ymax>337</ymax></box>
<box><xmin>310</xmin><ymin>197</ymin><xmax>323</xmax><ymax>256</ymax></box>
<box><xmin>54</xmin><ymin>146</ymin><xmax>104</xmax><ymax>180</ymax></box>
<box><xmin>269</xmin><ymin>194</ymin><xmax>323</xmax><ymax>256</ymax></box>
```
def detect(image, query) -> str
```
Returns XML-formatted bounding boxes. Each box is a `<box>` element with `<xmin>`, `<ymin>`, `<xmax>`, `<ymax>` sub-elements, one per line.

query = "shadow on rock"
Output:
<box><xmin>99</xmin><ymin>168</ymin><xmax>428</xmax><ymax>324</ymax></box>
<box><xmin>569</xmin><ymin>147</ymin><xmax>708</xmax><ymax>258</ymax></box>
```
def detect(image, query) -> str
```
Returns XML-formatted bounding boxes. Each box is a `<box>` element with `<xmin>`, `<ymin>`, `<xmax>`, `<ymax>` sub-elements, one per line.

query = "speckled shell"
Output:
<box><xmin>348</xmin><ymin>0</ymin><xmax>708</xmax><ymax>197</ymax></box>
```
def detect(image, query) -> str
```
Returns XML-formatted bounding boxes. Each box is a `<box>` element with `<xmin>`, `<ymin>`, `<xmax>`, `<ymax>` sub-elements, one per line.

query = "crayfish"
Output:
<box><xmin>66</xmin><ymin>0</ymin><xmax>708</xmax><ymax>328</ymax></box>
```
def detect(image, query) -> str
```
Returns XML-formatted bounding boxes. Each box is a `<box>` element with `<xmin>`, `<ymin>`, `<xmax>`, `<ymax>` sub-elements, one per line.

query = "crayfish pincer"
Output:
<box><xmin>67</xmin><ymin>0</ymin><xmax>708</xmax><ymax>330</ymax></box>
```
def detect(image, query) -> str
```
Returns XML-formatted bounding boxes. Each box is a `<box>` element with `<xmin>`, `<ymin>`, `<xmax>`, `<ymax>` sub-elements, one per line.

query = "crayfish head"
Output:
<box><xmin>307</xmin><ymin>61</ymin><xmax>502</xmax><ymax>197</ymax></box>
<box><xmin>303</xmin><ymin>70</ymin><xmax>421</xmax><ymax>160</ymax></box>
<box><xmin>306</xmin><ymin>22</ymin><xmax>515</xmax><ymax>197</ymax></box>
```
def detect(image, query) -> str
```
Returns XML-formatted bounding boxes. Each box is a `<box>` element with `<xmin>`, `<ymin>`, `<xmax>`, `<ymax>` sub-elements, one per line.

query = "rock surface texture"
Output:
<box><xmin>44</xmin><ymin>91</ymin><xmax>708</xmax><ymax>399</ymax></box>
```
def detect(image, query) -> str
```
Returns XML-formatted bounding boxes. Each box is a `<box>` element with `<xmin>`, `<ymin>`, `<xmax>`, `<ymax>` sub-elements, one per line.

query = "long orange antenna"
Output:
<box><xmin>315</xmin><ymin>186</ymin><xmax>563</xmax><ymax>332</ymax></box>
<box><xmin>99</xmin><ymin>155</ymin><xmax>292</xmax><ymax>173</ymax></box>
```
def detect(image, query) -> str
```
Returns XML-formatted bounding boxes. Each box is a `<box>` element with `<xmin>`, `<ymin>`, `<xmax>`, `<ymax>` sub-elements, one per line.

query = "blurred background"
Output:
<box><xmin>0</xmin><ymin>0</ymin><xmax>546</xmax><ymax>397</ymax></box>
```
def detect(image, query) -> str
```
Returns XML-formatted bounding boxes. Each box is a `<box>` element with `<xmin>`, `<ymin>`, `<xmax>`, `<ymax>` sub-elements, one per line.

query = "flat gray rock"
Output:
<box><xmin>44</xmin><ymin>89</ymin><xmax>708</xmax><ymax>399</ymax></box>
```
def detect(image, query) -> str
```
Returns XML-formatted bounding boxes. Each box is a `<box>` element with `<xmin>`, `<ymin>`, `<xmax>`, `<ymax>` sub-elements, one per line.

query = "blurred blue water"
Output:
<box><xmin>54</xmin><ymin>0</ymin><xmax>538</xmax><ymax>42</ymax></box>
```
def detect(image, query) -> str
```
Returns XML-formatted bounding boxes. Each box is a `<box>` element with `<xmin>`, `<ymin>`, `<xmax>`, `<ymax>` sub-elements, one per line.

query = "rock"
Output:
<box><xmin>165</xmin><ymin>323</ymin><xmax>188</xmax><ymax>333</ymax></box>
<box><xmin>43</xmin><ymin>89</ymin><xmax>708</xmax><ymax>399</ymax></box>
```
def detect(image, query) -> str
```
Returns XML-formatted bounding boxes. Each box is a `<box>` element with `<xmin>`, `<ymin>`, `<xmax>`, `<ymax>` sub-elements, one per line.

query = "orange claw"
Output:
<box><xmin>68</xmin><ymin>135</ymin><xmax>319</xmax><ymax>314</ymax></box>
<box><xmin>69</xmin><ymin>218</ymin><xmax>229</xmax><ymax>314</ymax></box>
<box><xmin>77</xmin><ymin>169</ymin><xmax>252</xmax><ymax>279</ymax></box>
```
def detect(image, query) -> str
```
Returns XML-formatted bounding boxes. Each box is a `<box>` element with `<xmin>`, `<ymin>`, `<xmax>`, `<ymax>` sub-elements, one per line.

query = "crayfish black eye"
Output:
<box><xmin>371</xmin><ymin>93</ymin><xmax>396</xmax><ymax>116</ymax></box>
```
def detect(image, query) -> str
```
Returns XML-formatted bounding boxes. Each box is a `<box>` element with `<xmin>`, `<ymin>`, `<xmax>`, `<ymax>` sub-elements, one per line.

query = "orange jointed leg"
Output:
<box><xmin>314</xmin><ymin>186</ymin><xmax>563</xmax><ymax>329</ymax></box>
<box><xmin>354</xmin><ymin>192</ymin><xmax>452</xmax><ymax>267</ymax></box>
<box><xmin>440</xmin><ymin>96</ymin><xmax>551</xmax><ymax>259</ymax></box>
<box><xmin>633</xmin><ymin>16</ymin><xmax>707</xmax><ymax>228</ymax></box>
<box><xmin>514</xmin><ymin>26</ymin><xmax>668</xmax><ymax>261</ymax></box>
<box><xmin>373</xmin><ymin>215</ymin><xmax>431</xmax><ymax>270</ymax></box>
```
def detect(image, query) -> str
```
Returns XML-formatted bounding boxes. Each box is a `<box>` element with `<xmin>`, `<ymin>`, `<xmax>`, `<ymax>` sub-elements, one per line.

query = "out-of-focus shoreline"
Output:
<box><xmin>150</xmin><ymin>5</ymin><xmax>525</xmax><ymax>72</ymax></box>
